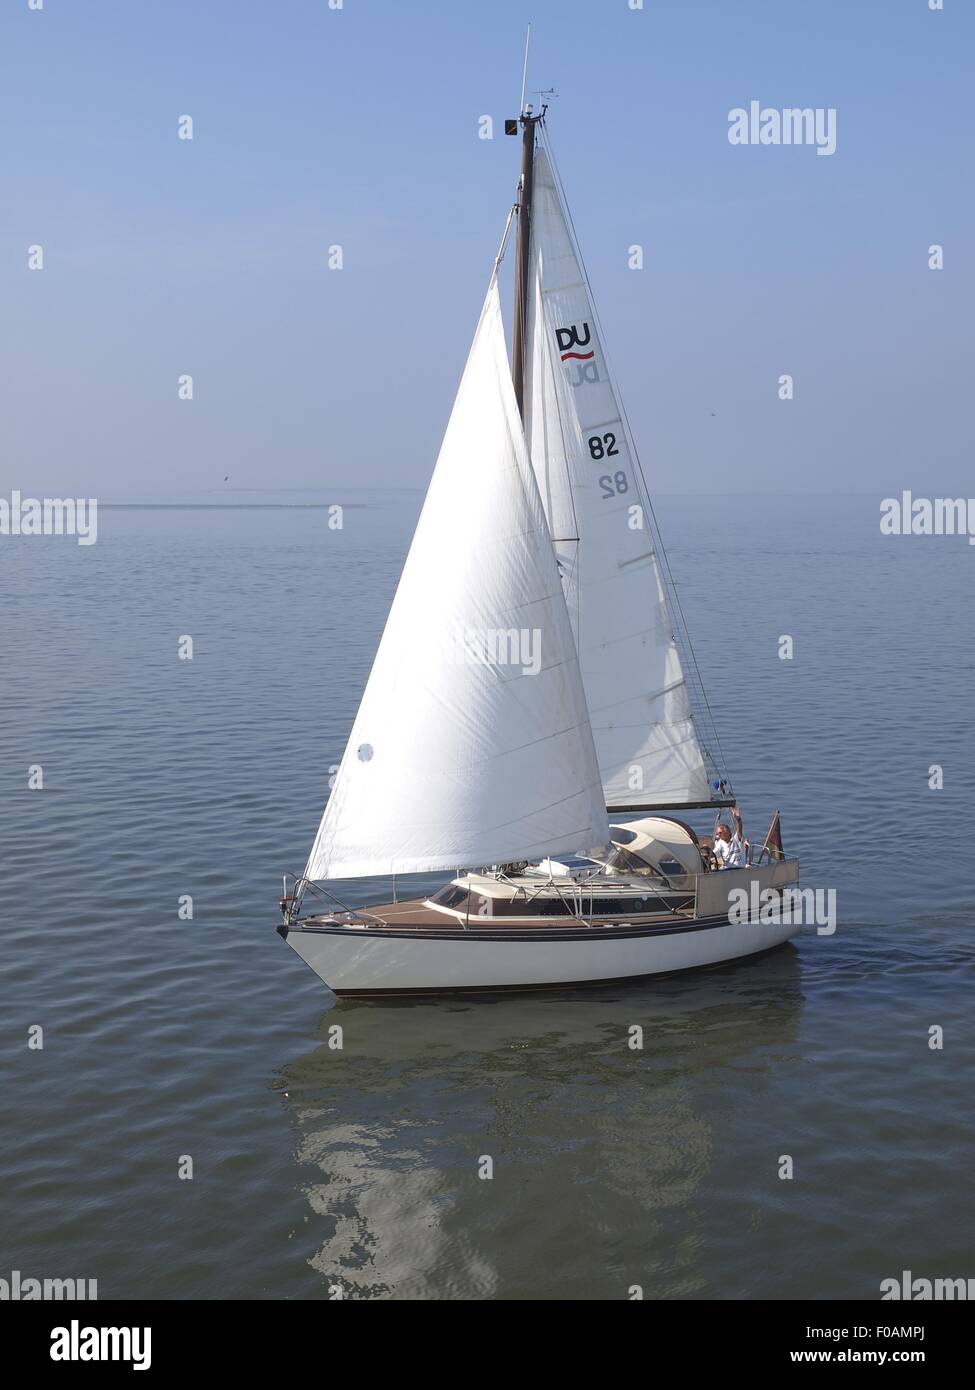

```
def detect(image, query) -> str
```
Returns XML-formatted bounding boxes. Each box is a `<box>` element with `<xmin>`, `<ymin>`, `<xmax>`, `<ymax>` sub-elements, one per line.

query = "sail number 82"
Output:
<box><xmin>587</xmin><ymin>432</ymin><xmax>619</xmax><ymax>460</ymax></box>
<box><xmin>598</xmin><ymin>471</ymin><xmax>628</xmax><ymax>498</ymax></box>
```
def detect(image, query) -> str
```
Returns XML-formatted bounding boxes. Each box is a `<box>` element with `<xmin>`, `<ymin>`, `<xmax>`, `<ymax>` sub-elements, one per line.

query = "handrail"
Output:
<box><xmin>283</xmin><ymin>874</ymin><xmax>389</xmax><ymax>928</ymax></box>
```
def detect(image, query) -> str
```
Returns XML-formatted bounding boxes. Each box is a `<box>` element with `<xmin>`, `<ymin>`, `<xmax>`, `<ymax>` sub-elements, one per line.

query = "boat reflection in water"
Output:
<box><xmin>276</xmin><ymin>947</ymin><xmax>803</xmax><ymax>1300</ymax></box>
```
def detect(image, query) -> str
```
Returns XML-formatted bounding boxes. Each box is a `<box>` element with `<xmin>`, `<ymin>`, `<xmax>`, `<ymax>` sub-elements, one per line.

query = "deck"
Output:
<box><xmin>303</xmin><ymin>896</ymin><xmax>693</xmax><ymax>933</ymax></box>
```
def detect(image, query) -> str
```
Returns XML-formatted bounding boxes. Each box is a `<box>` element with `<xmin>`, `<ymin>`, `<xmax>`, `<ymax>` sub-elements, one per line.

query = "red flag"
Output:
<box><xmin>763</xmin><ymin>811</ymin><xmax>784</xmax><ymax>862</ymax></box>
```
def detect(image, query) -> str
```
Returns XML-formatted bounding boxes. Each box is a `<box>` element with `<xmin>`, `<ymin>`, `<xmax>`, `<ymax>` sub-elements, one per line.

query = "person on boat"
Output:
<box><xmin>713</xmin><ymin>807</ymin><xmax>749</xmax><ymax>868</ymax></box>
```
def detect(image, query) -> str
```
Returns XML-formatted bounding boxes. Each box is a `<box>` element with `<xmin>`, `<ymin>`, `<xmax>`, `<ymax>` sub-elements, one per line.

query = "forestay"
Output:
<box><xmin>524</xmin><ymin>147</ymin><xmax>712</xmax><ymax>808</ymax></box>
<box><xmin>304</xmin><ymin>277</ymin><xmax>610</xmax><ymax>882</ymax></box>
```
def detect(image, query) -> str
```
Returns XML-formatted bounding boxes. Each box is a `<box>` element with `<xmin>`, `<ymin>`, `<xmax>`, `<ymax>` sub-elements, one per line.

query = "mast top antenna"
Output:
<box><xmin>519</xmin><ymin>23</ymin><xmax>531</xmax><ymax>116</ymax></box>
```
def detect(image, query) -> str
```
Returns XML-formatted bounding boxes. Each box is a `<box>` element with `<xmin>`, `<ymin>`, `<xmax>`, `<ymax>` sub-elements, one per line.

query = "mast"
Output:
<box><xmin>510</xmin><ymin>106</ymin><xmax>543</xmax><ymax>418</ymax></box>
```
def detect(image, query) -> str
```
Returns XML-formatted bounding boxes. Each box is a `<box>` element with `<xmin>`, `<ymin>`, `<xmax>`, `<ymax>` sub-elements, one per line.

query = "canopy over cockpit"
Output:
<box><xmin>602</xmin><ymin>817</ymin><xmax>704</xmax><ymax>882</ymax></box>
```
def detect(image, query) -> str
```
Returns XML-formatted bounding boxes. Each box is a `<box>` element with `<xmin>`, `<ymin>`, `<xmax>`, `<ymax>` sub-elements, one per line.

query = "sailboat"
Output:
<box><xmin>277</xmin><ymin>104</ymin><xmax>800</xmax><ymax>996</ymax></box>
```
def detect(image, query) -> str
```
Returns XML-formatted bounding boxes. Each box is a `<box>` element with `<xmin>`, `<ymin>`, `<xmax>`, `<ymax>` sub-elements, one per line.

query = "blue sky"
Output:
<box><xmin>2</xmin><ymin>0</ymin><xmax>972</xmax><ymax>496</ymax></box>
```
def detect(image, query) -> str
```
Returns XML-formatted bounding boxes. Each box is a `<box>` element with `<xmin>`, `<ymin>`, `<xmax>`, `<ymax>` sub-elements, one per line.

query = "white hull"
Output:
<box><xmin>282</xmin><ymin>911</ymin><xmax>800</xmax><ymax>996</ymax></box>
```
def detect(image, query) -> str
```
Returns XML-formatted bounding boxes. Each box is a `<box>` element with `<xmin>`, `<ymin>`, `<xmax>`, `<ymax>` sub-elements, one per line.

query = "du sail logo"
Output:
<box><xmin>556</xmin><ymin>322</ymin><xmax>599</xmax><ymax>386</ymax></box>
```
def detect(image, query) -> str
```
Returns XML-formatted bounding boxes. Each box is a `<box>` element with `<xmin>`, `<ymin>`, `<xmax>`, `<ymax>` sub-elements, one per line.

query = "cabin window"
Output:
<box><xmin>430</xmin><ymin>885</ymin><xmax>471</xmax><ymax>910</ymax></box>
<box><xmin>657</xmin><ymin>857</ymin><xmax>685</xmax><ymax>878</ymax></box>
<box><xmin>609</xmin><ymin>826</ymin><xmax>638</xmax><ymax>845</ymax></box>
<box><xmin>525</xmin><ymin>897</ymin><xmax>573</xmax><ymax>917</ymax></box>
<box><xmin>430</xmin><ymin>886</ymin><xmax>679</xmax><ymax>919</ymax></box>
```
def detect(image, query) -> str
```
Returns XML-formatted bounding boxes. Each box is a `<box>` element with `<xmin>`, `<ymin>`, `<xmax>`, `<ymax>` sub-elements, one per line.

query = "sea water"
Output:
<box><xmin>1</xmin><ymin>490</ymin><xmax>972</xmax><ymax>1300</ymax></box>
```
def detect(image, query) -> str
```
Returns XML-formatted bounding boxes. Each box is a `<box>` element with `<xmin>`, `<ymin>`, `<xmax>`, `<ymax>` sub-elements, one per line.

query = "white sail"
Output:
<box><xmin>524</xmin><ymin>147</ymin><xmax>712</xmax><ymax>809</ymax></box>
<box><xmin>304</xmin><ymin>276</ymin><xmax>610</xmax><ymax>882</ymax></box>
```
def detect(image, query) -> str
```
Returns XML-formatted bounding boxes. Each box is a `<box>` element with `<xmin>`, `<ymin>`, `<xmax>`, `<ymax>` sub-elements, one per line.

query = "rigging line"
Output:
<box><xmin>539</xmin><ymin>119</ymin><xmax>733</xmax><ymax>791</ymax></box>
<box><xmin>521</xmin><ymin>122</ymin><xmax>585</xmax><ymax>675</ymax></box>
<box><xmin>514</xmin><ymin>130</ymin><xmax>532</xmax><ymax>401</ymax></box>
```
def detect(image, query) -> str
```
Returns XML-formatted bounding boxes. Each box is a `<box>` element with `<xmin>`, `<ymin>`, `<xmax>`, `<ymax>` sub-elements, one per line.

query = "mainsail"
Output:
<box><xmin>524</xmin><ymin>145</ymin><xmax>714</xmax><ymax>809</ymax></box>
<box><xmin>304</xmin><ymin>276</ymin><xmax>610</xmax><ymax>882</ymax></box>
